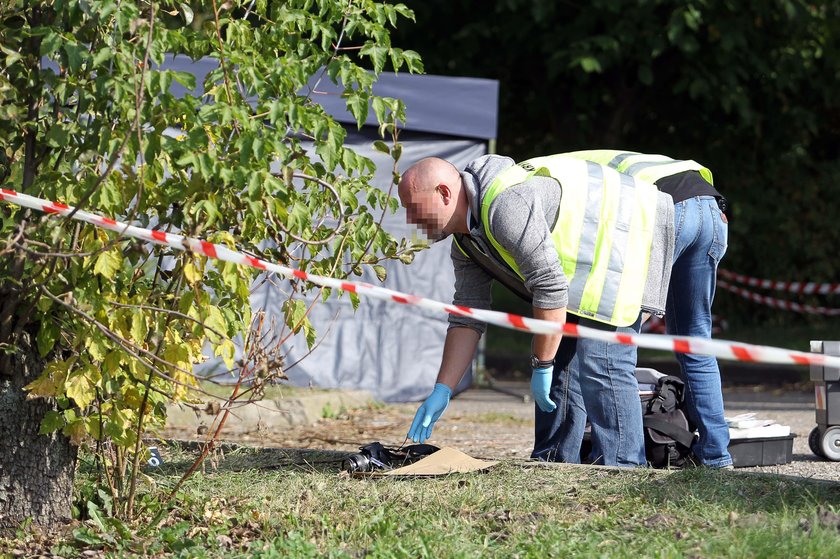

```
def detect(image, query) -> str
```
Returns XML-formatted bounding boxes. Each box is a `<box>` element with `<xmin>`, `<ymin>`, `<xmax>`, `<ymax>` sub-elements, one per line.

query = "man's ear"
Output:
<box><xmin>436</xmin><ymin>183</ymin><xmax>452</xmax><ymax>205</ymax></box>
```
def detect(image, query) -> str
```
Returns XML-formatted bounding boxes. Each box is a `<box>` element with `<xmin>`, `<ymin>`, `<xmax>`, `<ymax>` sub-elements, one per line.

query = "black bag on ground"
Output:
<box><xmin>341</xmin><ymin>442</ymin><xmax>439</xmax><ymax>473</ymax></box>
<box><xmin>639</xmin><ymin>371</ymin><xmax>697</xmax><ymax>468</ymax></box>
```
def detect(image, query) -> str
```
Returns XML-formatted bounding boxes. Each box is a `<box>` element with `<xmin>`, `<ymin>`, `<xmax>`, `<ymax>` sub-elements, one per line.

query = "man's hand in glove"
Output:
<box><xmin>407</xmin><ymin>383</ymin><xmax>452</xmax><ymax>443</ymax></box>
<box><xmin>531</xmin><ymin>366</ymin><xmax>557</xmax><ymax>413</ymax></box>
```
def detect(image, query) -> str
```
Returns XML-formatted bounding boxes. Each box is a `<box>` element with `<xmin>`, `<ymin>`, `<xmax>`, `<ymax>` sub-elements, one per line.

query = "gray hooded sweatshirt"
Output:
<box><xmin>448</xmin><ymin>154</ymin><xmax>675</xmax><ymax>333</ymax></box>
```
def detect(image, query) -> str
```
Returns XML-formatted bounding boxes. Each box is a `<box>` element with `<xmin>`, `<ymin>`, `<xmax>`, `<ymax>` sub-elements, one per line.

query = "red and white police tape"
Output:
<box><xmin>718</xmin><ymin>268</ymin><xmax>840</xmax><ymax>295</ymax></box>
<box><xmin>2</xmin><ymin>187</ymin><xmax>839</xmax><ymax>368</ymax></box>
<box><xmin>717</xmin><ymin>280</ymin><xmax>840</xmax><ymax>316</ymax></box>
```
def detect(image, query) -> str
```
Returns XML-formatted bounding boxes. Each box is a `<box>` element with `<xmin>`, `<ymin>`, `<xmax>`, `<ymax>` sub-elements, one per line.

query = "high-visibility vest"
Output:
<box><xmin>481</xmin><ymin>155</ymin><xmax>661</xmax><ymax>327</ymax></box>
<box><xmin>565</xmin><ymin>149</ymin><xmax>714</xmax><ymax>185</ymax></box>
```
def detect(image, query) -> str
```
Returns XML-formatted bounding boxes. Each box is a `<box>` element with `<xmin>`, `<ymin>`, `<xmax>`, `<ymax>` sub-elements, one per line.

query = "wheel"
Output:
<box><xmin>819</xmin><ymin>426</ymin><xmax>840</xmax><ymax>462</ymax></box>
<box><xmin>809</xmin><ymin>426</ymin><xmax>826</xmax><ymax>458</ymax></box>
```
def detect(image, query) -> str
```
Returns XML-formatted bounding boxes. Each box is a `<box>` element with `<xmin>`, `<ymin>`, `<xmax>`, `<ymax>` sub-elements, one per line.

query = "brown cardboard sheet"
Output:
<box><xmin>364</xmin><ymin>446</ymin><xmax>498</xmax><ymax>477</ymax></box>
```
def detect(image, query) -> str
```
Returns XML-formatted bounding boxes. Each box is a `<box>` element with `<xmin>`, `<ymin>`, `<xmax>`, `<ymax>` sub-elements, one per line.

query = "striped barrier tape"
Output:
<box><xmin>719</xmin><ymin>268</ymin><xmax>840</xmax><ymax>295</ymax></box>
<box><xmin>2</xmin><ymin>187</ymin><xmax>839</xmax><ymax>368</ymax></box>
<box><xmin>718</xmin><ymin>279</ymin><xmax>840</xmax><ymax>316</ymax></box>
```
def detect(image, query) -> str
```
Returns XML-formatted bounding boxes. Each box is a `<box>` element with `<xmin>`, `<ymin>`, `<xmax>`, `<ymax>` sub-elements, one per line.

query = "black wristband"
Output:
<box><xmin>529</xmin><ymin>355</ymin><xmax>555</xmax><ymax>369</ymax></box>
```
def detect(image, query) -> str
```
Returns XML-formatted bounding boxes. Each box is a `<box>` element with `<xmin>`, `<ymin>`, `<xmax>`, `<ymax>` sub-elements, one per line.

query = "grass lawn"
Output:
<box><xmin>8</xmin><ymin>445</ymin><xmax>840</xmax><ymax>558</ymax></box>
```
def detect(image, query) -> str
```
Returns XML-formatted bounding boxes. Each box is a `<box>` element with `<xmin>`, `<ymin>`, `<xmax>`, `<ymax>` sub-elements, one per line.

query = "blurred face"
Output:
<box><xmin>399</xmin><ymin>184</ymin><xmax>449</xmax><ymax>241</ymax></box>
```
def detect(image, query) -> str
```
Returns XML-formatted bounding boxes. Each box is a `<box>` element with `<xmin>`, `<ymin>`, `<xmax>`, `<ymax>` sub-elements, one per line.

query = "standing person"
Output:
<box><xmin>558</xmin><ymin>150</ymin><xmax>732</xmax><ymax>468</ymax></box>
<box><xmin>397</xmin><ymin>154</ymin><xmax>676</xmax><ymax>467</ymax></box>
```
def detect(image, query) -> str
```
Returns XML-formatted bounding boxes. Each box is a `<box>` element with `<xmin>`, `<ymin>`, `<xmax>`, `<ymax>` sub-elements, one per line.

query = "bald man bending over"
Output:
<box><xmin>397</xmin><ymin>154</ymin><xmax>676</xmax><ymax>467</ymax></box>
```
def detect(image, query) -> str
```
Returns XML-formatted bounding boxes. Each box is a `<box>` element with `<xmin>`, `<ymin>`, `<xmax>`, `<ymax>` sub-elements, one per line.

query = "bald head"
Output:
<box><xmin>398</xmin><ymin>157</ymin><xmax>467</xmax><ymax>241</ymax></box>
<box><xmin>399</xmin><ymin>157</ymin><xmax>461</xmax><ymax>195</ymax></box>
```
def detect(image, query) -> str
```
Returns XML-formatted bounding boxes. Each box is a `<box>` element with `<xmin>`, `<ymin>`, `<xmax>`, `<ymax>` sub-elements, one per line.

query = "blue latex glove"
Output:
<box><xmin>407</xmin><ymin>383</ymin><xmax>452</xmax><ymax>443</ymax></box>
<box><xmin>531</xmin><ymin>366</ymin><xmax>557</xmax><ymax>413</ymax></box>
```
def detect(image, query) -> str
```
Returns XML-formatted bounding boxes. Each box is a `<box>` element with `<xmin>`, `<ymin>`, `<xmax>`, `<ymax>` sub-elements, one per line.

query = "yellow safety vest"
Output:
<box><xmin>565</xmin><ymin>149</ymin><xmax>714</xmax><ymax>185</ymax></box>
<box><xmin>481</xmin><ymin>155</ymin><xmax>661</xmax><ymax>327</ymax></box>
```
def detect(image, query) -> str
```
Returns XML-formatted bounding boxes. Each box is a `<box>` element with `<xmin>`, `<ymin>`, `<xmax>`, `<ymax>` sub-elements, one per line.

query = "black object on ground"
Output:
<box><xmin>729</xmin><ymin>435</ymin><xmax>795</xmax><ymax>467</ymax></box>
<box><xmin>342</xmin><ymin>442</ymin><xmax>440</xmax><ymax>473</ymax></box>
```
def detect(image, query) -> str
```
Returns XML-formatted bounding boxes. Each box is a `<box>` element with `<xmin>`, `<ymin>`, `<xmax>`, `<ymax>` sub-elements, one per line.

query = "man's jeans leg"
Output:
<box><xmin>532</xmin><ymin>317</ymin><xmax>645</xmax><ymax>467</ymax></box>
<box><xmin>532</xmin><ymin>331</ymin><xmax>587</xmax><ymax>463</ymax></box>
<box><xmin>666</xmin><ymin>196</ymin><xmax>732</xmax><ymax>468</ymax></box>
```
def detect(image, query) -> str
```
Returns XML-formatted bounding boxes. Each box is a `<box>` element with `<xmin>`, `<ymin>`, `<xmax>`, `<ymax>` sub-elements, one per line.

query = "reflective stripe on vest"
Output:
<box><xmin>480</xmin><ymin>155</ymin><xmax>660</xmax><ymax>327</ymax></box>
<box><xmin>565</xmin><ymin>150</ymin><xmax>714</xmax><ymax>186</ymax></box>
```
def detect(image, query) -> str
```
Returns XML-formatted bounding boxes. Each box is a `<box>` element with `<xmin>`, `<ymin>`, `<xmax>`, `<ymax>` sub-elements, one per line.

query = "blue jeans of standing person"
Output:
<box><xmin>531</xmin><ymin>314</ymin><xmax>646</xmax><ymax>467</ymax></box>
<box><xmin>667</xmin><ymin>195</ymin><xmax>732</xmax><ymax>467</ymax></box>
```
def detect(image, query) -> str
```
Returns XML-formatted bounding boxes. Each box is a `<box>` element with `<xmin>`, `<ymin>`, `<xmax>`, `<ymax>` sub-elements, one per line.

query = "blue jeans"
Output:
<box><xmin>531</xmin><ymin>315</ymin><xmax>646</xmax><ymax>467</ymax></box>
<box><xmin>667</xmin><ymin>196</ymin><xmax>732</xmax><ymax>467</ymax></box>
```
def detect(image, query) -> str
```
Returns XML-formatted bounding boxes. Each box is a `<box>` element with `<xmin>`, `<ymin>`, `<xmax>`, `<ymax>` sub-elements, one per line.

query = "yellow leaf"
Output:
<box><xmin>103</xmin><ymin>350</ymin><xmax>122</xmax><ymax>375</ymax></box>
<box><xmin>184</xmin><ymin>260</ymin><xmax>201</xmax><ymax>285</ymax></box>
<box><xmin>215</xmin><ymin>339</ymin><xmax>236</xmax><ymax>369</ymax></box>
<box><xmin>65</xmin><ymin>369</ymin><xmax>95</xmax><ymax>408</ymax></box>
<box><xmin>163</xmin><ymin>342</ymin><xmax>191</xmax><ymax>373</ymax></box>
<box><xmin>204</xmin><ymin>306</ymin><xmax>227</xmax><ymax>341</ymax></box>
<box><xmin>63</xmin><ymin>419</ymin><xmax>87</xmax><ymax>445</ymax></box>
<box><xmin>122</xmin><ymin>385</ymin><xmax>144</xmax><ymax>408</ymax></box>
<box><xmin>94</xmin><ymin>248</ymin><xmax>123</xmax><ymax>280</ymax></box>
<box><xmin>86</xmin><ymin>336</ymin><xmax>109</xmax><ymax>362</ymax></box>
<box><xmin>24</xmin><ymin>361</ymin><xmax>70</xmax><ymax>398</ymax></box>
<box><xmin>130</xmin><ymin>312</ymin><xmax>148</xmax><ymax>344</ymax></box>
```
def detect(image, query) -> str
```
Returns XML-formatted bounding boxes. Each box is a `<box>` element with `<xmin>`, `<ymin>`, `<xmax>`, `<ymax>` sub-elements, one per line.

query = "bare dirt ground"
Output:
<box><xmin>162</xmin><ymin>380</ymin><xmax>840</xmax><ymax>482</ymax></box>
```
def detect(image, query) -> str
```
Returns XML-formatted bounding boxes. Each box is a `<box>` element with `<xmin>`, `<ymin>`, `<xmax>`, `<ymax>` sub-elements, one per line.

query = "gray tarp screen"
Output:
<box><xmin>164</xmin><ymin>56</ymin><xmax>499</xmax><ymax>402</ymax></box>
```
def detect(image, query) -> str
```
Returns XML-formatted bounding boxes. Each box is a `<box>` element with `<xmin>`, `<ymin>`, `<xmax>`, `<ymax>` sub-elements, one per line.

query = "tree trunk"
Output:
<box><xmin>0</xmin><ymin>338</ymin><xmax>77</xmax><ymax>535</ymax></box>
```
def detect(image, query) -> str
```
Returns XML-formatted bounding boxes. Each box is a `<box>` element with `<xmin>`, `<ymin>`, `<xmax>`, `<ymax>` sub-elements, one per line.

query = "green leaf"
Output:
<box><xmin>45</xmin><ymin>124</ymin><xmax>70</xmax><ymax>148</ymax></box>
<box><xmin>94</xmin><ymin>249</ymin><xmax>123</xmax><ymax>280</ymax></box>
<box><xmin>1</xmin><ymin>46</ymin><xmax>21</xmax><ymax>67</ymax></box>
<box><xmin>103</xmin><ymin>350</ymin><xmax>122</xmax><ymax>374</ymax></box>
<box><xmin>63</xmin><ymin>42</ymin><xmax>87</xmax><ymax>73</ymax></box>
<box><xmin>40</xmin><ymin>31</ymin><xmax>63</xmax><ymax>56</ymax></box>
<box><xmin>401</xmin><ymin>50</ymin><xmax>424</xmax><ymax>73</ymax></box>
<box><xmin>304</xmin><ymin>320</ymin><xmax>317</xmax><ymax>349</ymax></box>
<box><xmin>87</xmin><ymin>501</ymin><xmax>111</xmax><ymax>536</ymax></box>
<box><xmin>283</xmin><ymin>298</ymin><xmax>308</xmax><ymax>331</ymax></box>
<box><xmin>360</xmin><ymin>42</ymin><xmax>388</xmax><ymax>72</ymax></box>
<box><xmin>130</xmin><ymin>313</ymin><xmax>148</xmax><ymax>344</ymax></box>
<box><xmin>86</xmin><ymin>336</ymin><xmax>109</xmax><ymax>362</ymax></box>
<box><xmin>39</xmin><ymin>410</ymin><xmax>65</xmax><ymax>435</ymax></box>
<box><xmin>346</xmin><ymin>91</ymin><xmax>369</xmax><ymax>128</ymax></box>
<box><xmin>179</xmin><ymin>2</ymin><xmax>194</xmax><ymax>26</ymax></box>
<box><xmin>37</xmin><ymin>321</ymin><xmax>59</xmax><ymax>357</ymax></box>
<box><xmin>171</xmin><ymin>70</ymin><xmax>196</xmax><ymax>91</ymax></box>
<box><xmin>204</xmin><ymin>306</ymin><xmax>227</xmax><ymax>340</ymax></box>
<box><xmin>92</xmin><ymin>47</ymin><xmax>112</xmax><ymax>68</ymax></box>
<box><xmin>577</xmin><ymin>56</ymin><xmax>602</xmax><ymax>73</ymax></box>
<box><xmin>371</xmin><ymin>96</ymin><xmax>388</xmax><ymax>125</ymax></box>
<box><xmin>63</xmin><ymin>419</ymin><xmax>88</xmax><ymax>445</ymax></box>
<box><xmin>215</xmin><ymin>339</ymin><xmax>236</xmax><ymax>369</ymax></box>
<box><xmin>372</xmin><ymin>265</ymin><xmax>387</xmax><ymax>282</ymax></box>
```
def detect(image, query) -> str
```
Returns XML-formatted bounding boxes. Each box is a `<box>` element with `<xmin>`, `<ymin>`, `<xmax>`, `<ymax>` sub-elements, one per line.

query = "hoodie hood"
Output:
<box><xmin>461</xmin><ymin>154</ymin><xmax>516</xmax><ymax>221</ymax></box>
